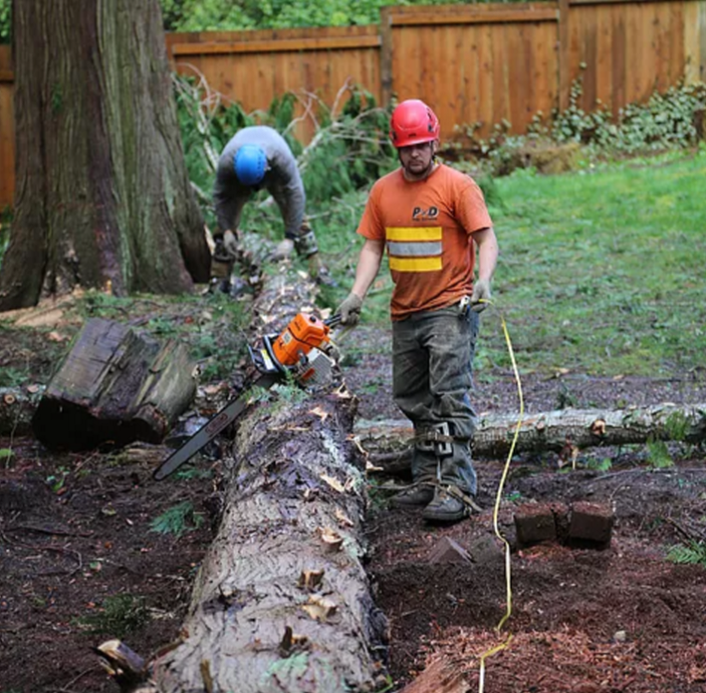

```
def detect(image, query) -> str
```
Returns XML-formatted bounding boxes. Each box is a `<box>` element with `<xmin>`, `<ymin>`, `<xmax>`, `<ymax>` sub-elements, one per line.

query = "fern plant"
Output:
<box><xmin>667</xmin><ymin>540</ymin><xmax>706</xmax><ymax>567</ymax></box>
<box><xmin>150</xmin><ymin>501</ymin><xmax>204</xmax><ymax>538</ymax></box>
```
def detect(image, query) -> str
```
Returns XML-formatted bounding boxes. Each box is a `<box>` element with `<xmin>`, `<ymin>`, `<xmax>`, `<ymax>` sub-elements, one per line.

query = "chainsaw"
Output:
<box><xmin>153</xmin><ymin>311</ymin><xmax>342</xmax><ymax>480</ymax></box>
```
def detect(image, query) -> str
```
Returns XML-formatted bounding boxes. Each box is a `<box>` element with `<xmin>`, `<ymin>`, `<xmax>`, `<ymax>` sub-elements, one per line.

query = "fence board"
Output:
<box><xmin>388</xmin><ymin>8</ymin><xmax>560</xmax><ymax>137</ymax></box>
<box><xmin>684</xmin><ymin>1</ymin><xmax>703</xmax><ymax>81</ymax></box>
<box><xmin>390</xmin><ymin>8</ymin><xmax>559</xmax><ymax>25</ymax></box>
<box><xmin>171</xmin><ymin>36</ymin><xmax>381</xmax><ymax>55</ymax></box>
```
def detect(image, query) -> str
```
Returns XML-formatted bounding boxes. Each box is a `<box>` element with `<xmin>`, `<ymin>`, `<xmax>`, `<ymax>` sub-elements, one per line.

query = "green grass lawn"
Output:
<box><xmin>482</xmin><ymin>150</ymin><xmax>706</xmax><ymax>376</ymax></box>
<box><xmin>328</xmin><ymin>149</ymin><xmax>706</xmax><ymax>378</ymax></box>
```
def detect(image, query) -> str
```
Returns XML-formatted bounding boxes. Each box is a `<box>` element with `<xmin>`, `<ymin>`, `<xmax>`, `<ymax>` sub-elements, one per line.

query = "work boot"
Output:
<box><xmin>389</xmin><ymin>483</ymin><xmax>434</xmax><ymax>509</ymax></box>
<box><xmin>422</xmin><ymin>487</ymin><xmax>468</xmax><ymax>523</ymax></box>
<box><xmin>314</xmin><ymin>265</ymin><xmax>338</xmax><ymax>288</ymax></box>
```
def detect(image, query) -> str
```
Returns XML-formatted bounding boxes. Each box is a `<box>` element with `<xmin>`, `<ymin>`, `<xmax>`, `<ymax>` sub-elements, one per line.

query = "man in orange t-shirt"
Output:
<box><xmin>337</xmin><ymin>99</ymin><xmax>499</xmax><ymax>523</ymax></box>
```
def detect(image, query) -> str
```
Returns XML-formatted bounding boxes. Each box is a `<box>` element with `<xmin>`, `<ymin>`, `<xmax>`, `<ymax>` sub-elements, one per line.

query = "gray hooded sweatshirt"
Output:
<box><xmin>213</xmin><ymin>126</ymin><xmax>305</xmax><ymax>239</ymax></box>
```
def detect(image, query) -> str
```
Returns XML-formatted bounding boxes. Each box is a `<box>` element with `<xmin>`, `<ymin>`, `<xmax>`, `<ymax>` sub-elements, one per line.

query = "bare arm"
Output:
<box><xmin>351</xmin><ymin>238</ymin><xmax>385</xmax><ymax>298</ymax></box>
<box><xmin>473</xmin><ymin>226</ymin><xmax>498</xmax><ymax>282</ymax></box>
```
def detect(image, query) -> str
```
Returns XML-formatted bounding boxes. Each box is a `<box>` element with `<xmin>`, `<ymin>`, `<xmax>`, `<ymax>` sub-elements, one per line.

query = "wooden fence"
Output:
<box><xmin>0</xmin><ymin>0</ymin><xmax>705</xmax><ymax>208</ymax></box>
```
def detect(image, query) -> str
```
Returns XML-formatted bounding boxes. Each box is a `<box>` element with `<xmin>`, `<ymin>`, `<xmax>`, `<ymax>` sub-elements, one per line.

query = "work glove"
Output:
<box><xmin>326</xmin><ymin>342</ymin><xmax>342</xmax><ymax>364</ymax></box>
<box><xmin>213</xmin><ymin>230</ymin><xmax>238</xmax><ymax>262</ymax></box>
<box><xmin>272</xmin><ymin>238</ymin><xmax>295</xmax><ymax>261</ymax></box>
<box><xmin>337</xmin><ymin>292</ymin><xmax>363</xmax><ymax>326</ymax></box>
<box><xmin>223</xmin><ymin>229</ymin><xmax>238</xmax><ymax>258</ymax></box>
<box><xmin>470</xmin><ymin>278</ymin><xmax>492</xmax><ymax>313</ymax></box>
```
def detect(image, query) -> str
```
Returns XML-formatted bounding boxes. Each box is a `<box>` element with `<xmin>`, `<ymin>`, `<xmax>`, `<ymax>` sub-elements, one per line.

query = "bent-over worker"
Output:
<box><xmin>211</xmin><ymin>125</ymin><xmax>327</xmax><ymax>289</ymax></box>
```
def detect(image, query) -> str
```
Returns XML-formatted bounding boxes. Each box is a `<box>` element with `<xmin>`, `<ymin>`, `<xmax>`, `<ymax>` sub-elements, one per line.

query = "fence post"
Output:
<box><xmin>558</xmin><ymin>0</ymin><xmax>571</xmax><ymax>111</ymax></box>
<box><xmin>380</xmin><ymin>6</ymin><xmax>393</xmax><ymax>108</ymax></box>
<box><xmin>699</xmin><ymin>2</ymin><xmax>706</xmax><ymax>82</ymax></box>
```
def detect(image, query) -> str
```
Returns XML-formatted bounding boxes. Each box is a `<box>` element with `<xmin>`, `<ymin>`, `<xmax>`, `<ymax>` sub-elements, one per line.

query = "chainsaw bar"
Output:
<box><xmin>153</xmin><ymin>370</ymin><xmax>280</xmax><ymax>481</ymax></box>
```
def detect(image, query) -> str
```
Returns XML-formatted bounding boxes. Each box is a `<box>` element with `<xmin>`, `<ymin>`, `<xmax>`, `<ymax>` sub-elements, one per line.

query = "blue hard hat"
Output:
<box><xmin>234</xmin><ymin>144</ymin><xmax>267</xmax><ymax>186</ymax></box>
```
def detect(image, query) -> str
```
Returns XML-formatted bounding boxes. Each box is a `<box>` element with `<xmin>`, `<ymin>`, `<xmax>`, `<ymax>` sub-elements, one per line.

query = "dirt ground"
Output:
<box><xmin>1</xmin><ymin>314</ymin><xmax>705</xmax><ymax>693</ymax></box>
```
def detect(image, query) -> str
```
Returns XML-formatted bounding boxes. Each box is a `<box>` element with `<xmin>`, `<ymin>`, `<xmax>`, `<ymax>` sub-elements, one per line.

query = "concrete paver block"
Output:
<box><xmin>468</xmin><ymin>533</ymin><xmax>506</xmax><ymax>565</ymax></box>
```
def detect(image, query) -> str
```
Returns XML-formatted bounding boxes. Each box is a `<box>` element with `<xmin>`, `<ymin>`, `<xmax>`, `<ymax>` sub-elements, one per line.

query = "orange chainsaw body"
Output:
<box><xmin>271</xmin><ymin>312</ymin><xmax>332</xmax><ymax>368</ymax></box>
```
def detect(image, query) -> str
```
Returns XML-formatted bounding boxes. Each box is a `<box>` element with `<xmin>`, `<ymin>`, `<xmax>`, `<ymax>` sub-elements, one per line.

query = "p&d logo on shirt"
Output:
<box><xmin>412</xmin><ymin>206</ymin><xmax>439</xmax><ymax>222</ymax></box>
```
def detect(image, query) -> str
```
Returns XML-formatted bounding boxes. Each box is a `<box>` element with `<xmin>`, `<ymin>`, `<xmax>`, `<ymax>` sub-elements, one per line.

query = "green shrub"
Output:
<box><xmin>453</xmin><ymin>80</ymin><xmax>706</xmax><ymax>177</ymax></box>
<box><xmin>552</xmin><ymin>79</ymin><xmax>706</xmax><ymax>153</ymax></box>
<box><xmin>161</xmin><ymin>0</ymin><xmax>511</xmax><ymax>32</ymax></box>
<box><xmin>0</xmin><ymin>0</ymin><xmax>9</xmax><ymax>43</ymax></box>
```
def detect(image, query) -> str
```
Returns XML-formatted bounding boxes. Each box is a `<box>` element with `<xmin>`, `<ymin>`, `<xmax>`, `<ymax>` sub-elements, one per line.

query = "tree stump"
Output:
<box><xmin>32</xmin><ymin>317</ymin><xmax>196</xmax><ymax>450</ymax></box>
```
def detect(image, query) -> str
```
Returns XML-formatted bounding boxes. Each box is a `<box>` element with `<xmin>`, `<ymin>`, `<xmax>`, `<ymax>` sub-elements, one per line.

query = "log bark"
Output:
<box><xmin>150</xmin><ymin>389</ymin><xmax>386</xmax><ymax>692</ymax></box>
<box><xmin>98</xmin><ymin>267</ymin><xmax>388</xmax><ymax>692</ymax></box>
<box><xmin>32</xmin><ymin>317</ymin><xmax>196</xmax><ymax>450</ymax></box>
<box><xmin>355</xmin><ymin>404</ymin><xmax>706</xmax><ymax>473</ymax></box>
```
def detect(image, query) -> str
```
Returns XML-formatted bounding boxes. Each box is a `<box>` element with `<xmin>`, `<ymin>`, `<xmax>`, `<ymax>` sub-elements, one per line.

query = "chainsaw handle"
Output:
<box><xmin>324</xmin><ymin>313</ymin><xmax>342</xmax><ymax>329</ymax></box>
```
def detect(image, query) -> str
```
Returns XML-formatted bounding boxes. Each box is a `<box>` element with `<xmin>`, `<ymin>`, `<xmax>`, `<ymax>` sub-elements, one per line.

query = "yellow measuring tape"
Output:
<box><xmin>477</xmin><ymin>300</ymin><xmax>524</xmax><ymax>692</ymax></box>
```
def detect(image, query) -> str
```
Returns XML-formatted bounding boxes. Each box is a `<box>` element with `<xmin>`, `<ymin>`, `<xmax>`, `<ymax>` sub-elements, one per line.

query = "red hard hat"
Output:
<box><xmin>389</xmin><ymin>99</ymin><xmax>440</xmax><ymax>148</ymax></box>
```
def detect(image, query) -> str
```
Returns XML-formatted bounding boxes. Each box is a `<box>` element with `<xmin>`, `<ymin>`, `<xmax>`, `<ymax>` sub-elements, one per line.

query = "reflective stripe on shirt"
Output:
<box><xmin>386</xmin><ymin>226</ymin><xmax>443</xmax><ymax>273</ymax></box>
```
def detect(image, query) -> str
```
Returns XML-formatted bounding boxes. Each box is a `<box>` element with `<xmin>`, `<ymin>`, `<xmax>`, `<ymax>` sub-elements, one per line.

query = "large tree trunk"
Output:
<box><xmin>0</xmin><ymin>0</ymin><xmax>210</xmax><ymax>311</ymax></box>
<box><xmin>98</xmin><ymin>269</ymin><xmax>388</xmax><ymax>692</ymax></box>
<box><xmin>149</xmin><ymin>273</ymin><xmax>387</xmax><ymax>692</ymax></box>
<box><xmin>150</xmin><ymin>388</ymin><xmax>385</xmax><ymax>692</ymax></box>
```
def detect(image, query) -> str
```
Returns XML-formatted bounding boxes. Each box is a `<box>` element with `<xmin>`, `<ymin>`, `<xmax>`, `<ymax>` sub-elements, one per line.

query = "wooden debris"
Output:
<box><xmin>398</xmin><ymin>656</ymin><xmax>469</xmax><ymax>693</ymax></box>
<box><xmin>0</xmin><ymin>386</ymin><xmax>44</xmax><ymax>436</ymax></box>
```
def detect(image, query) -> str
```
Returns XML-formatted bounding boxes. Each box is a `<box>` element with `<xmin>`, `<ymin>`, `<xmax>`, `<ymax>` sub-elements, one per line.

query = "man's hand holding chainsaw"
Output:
<box><xmin>336</xmin><ymin>238</ymin><xmax>385</xmax><ymax>326</ymax></box>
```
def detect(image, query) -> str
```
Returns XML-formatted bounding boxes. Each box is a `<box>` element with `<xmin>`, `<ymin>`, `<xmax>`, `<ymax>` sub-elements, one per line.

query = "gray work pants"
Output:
<box><xmin>392</xmin><ymin>305</ymin><xmax>480</xmax><ymax>495</ymax></box>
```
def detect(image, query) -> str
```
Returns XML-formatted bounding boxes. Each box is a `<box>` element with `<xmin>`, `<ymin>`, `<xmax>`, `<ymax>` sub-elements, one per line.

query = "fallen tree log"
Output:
<box><xmin>355</xmin><ymin>403</ymin><xmax>706</xmax><ymax>474</ymax></box>
<box><xmin>32</xmin><ymin>318</ymin><xmax>197</xmax><ymax>450</ymax></box>
<box><xmin>150</xmin><ymin>387</ymin><xmax>386</xmax><ymax>692</ymax></box>
<box><xmin>98</xmin><ymin>266</ymin><xmax>388</xmax><ymax>692</ymax></box>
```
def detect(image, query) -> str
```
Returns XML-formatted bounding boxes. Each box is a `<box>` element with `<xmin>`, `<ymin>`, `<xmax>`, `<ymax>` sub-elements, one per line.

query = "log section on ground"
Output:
<box><xmin>355</xmin><ymin>404</ymin><xmax>706</xmax><ymax>474</ymax></box>
<box><xmin>0</xmin><ymin>387</ymin><xmax>44</xmax><ymax>437</ymax></box>
<box><xmin>31</xmin><ymin>317</ymin><xmax>197</xmax><ymax>450</ymax></box>
<box><xmin>99</xmin><ymin>266</ymin><xmax>388</xmax><ymax>692</ymax></box>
